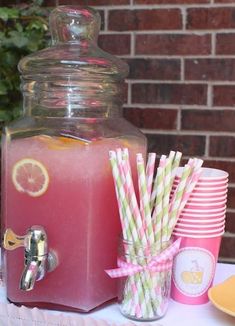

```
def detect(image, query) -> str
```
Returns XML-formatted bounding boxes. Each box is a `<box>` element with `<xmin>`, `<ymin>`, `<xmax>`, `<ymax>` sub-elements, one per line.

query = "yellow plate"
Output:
<box><xmin>208</xmin><ymin>275</ymin><xmax>235</xmax><ymax>317</ymax></box>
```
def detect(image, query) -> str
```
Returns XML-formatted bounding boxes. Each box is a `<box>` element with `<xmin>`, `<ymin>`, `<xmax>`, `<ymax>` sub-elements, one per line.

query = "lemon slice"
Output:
<box><xmin>36</xmin><ymin>135</ymin><xmax>89</xmax><ymax>150</ymax></box>
<box><xmin>12</xmin><ymin>158</ymin><xmax>49</xmax><ymax>197</ymax></box>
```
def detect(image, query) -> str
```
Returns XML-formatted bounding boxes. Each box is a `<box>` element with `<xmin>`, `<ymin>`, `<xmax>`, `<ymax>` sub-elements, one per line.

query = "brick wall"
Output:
<box><xmin>2</xmin><ymin>0</ymin><xmax>235</xmax><ymax>261</ymax></box>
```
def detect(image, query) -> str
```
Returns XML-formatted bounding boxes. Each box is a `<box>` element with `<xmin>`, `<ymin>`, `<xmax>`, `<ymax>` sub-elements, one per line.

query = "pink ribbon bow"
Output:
<box><xmin>105</xmin><ymin>238</ymin><xmax>181</xmax><ymax>278</ymax></box>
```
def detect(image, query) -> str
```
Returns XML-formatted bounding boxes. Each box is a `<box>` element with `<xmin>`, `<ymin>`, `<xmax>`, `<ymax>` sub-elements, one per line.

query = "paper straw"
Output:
<box><xmin>168</xmin><ymin>151</ymin><xmax>175</xmax><ymax>165</ymax></box>
<box><xmin>167</xmin><ymin>164</ymin><xmax>192</xmax><ymax>240</ymax></box>
<box><xmin>161</xmin><ymin>157</ymin><xmax>173</xmax><ymax>245</ymax></box>
<box><xmin>116</xmin><ymin>148</ymin><xmax>126</xmax><ymax>185</ymax></box>
<box><xmin>122</xmin><ymin>151</ymin><xmax>148</xmax><ymax>245</ymax></box>
<box><xmin>109</xmin><ymin>151</ymin><xmax>128</xmax><ymax>237</ymax></box>
<box><xmin>137</xmin><ymin>154</ymin><xmax>155</xmax><ymax>246</ymax></box>
<box><xmin>170</xmin><ymin>151</ymin><xmax>182</xmax><ymax>187</ymax></box>
<box><xmin>175</xmin><ymin>158</ymin><xmax>203</xmax><ymax>214</ymax></box>
<box><xmin>159</xmin><ymin>155</ymin><xmax>167</xmax><ymax>168</ymax></box>
<box><xmin>152</xmin><ymin>166</ymin><xmax>165</xmax><ymax>249</ymax></box>
<box><xmin>150</xmin><ymin>155</ymin><xmax>167</xmax><ymax>210</ymax></box>
<box><xmin>194</xmin><ymin>158</ymin><xmax>204</xmax><ymax>170</ymax></box>
<box><xmin>177</xmin><ymin>166</ymin><xmax>203</xmax><ymax>216</ymax></box>
<box><xmin>146</xmin><ymin>153</ymin><xmax>157</xmax><ymax>199</ymax></box>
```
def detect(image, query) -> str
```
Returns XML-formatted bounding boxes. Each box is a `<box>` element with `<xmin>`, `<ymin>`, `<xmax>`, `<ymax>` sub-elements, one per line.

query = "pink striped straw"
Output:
<box><xmin>159</xmin><ymin>155</ymin><xmax>167</xmax><ymax>168</ymax></box>
<box><xmin>116</xmin><ymin>148</ymin><xmax>126</xmax><ymax>184</ymax></box>
<box><xmin>122</xmin><ymin>151</ymin><xmax>148</xmax><ymax>243</ymax></box>
<box><xmin>109</xmin><ymin>151</ymin><xmax>128</xmax><ymax>237</ymax></box>
<box><xmin>177</xmin><ymin>168</ymin><xmax>203</xmax><ymax>217</ymax></box>
<box><xmin>170</xmin><ymin>158</ymin><xmax>201</xmax><ymax>208</ymax></box>
<box><xmin>169</xmin><ymin>164</ymin><xmax>191</xmax><ymax>213</ymax></box>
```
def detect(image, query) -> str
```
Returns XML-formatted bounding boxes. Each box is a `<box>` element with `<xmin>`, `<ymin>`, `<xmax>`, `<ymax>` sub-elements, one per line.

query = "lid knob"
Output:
<box><xmin>49</xmin><ymin>6</ymin><xmax>101</xmax><ymax>44</ymax></box>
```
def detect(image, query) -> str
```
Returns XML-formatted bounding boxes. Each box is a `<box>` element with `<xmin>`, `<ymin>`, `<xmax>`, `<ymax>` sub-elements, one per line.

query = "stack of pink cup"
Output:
<box><xmin>171</xmin><ymin>168</ymin><xmax>228</xmax><ymax>305</ymax></box>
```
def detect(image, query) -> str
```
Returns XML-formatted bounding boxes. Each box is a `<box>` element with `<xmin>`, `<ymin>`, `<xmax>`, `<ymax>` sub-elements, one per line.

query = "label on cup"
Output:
<box><xmin>172</xmin><ymin>247</ymin><xmax>215</xmax><ymax>297</ymax></box>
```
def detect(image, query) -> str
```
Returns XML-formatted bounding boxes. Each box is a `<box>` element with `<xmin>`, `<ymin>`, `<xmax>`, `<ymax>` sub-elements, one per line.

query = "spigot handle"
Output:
<box><xmin>3</xmin><ymin>228</ymin><xmax>26</xmax><ymax>250</ymax></box>
<box><xmin>3</xmin><ymin>226</ymin><xmax>58</xmax><ymax>291</ymax></box>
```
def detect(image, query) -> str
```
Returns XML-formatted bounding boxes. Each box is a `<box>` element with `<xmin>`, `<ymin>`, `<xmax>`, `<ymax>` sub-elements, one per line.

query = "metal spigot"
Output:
<box><xmin>3</xmin><ymin>226</ymin><xmax>57</xmax><ymax>291</ymax></box>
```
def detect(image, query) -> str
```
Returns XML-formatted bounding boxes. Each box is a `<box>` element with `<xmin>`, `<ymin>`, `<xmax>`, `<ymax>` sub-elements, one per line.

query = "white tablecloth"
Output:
<box><xmin>0</xmin><ymin>263</ymin><xmax>235</xmax><ymax>325</ymax></box>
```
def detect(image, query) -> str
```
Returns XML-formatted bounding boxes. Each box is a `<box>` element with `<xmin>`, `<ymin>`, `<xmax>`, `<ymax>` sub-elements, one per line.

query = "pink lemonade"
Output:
<box><xmin>2</xmin><ymin>134</ymin><xmax>146</xmax><ymax>311</ymax></box>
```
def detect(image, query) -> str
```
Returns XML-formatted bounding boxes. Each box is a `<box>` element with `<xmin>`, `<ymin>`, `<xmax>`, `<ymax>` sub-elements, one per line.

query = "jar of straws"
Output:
<box><xmin>117</xmin><ymin>237</ymin><xmax>176</xmax><ymax>320</ymax></box>
<box><xmin>106</xmin><ymin>149</ymin><xmax>203</xmax><ymax>321</ymax></box>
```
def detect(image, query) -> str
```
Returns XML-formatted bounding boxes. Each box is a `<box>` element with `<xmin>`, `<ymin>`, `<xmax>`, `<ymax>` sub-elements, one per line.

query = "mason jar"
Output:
<box><xmin>118</xmin><ymin>238</ymin><xmax>173</xmax><ymax>321</ymax></box>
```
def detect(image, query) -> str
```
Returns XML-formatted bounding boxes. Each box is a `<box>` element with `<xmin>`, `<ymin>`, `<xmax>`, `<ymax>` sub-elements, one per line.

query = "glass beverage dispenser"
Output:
<box><xmin>1</xmin><ymin>6</ymin><xmax>147</xmax><ymax>311</ymax></box>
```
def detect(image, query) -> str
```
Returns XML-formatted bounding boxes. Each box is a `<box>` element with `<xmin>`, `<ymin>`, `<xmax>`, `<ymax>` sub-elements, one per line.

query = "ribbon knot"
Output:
<box><xmin>105</xmin><ymin>238</ymin><xmax>181</xmax><ymax>278</ymax></box>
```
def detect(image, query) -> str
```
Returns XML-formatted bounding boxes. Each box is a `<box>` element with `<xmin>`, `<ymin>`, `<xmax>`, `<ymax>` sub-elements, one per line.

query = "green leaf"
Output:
<box><xmin>0</xmin><ymin>8</ymin><xmax>19</xmax><ymax>22</ymax></box>
<box><xmin>1</xmin><ymin>50</ymin><xmax>19</xmax><ymax>67</ymax></box>
<box><xmin>0</xmin><ymin>31</ymin><xmax>6</xmax><ymax>46</ymax></box>
<box><xmin>8</xmin><ymin>31</ymin><xmax>29</xmax><ymax>48</ymax></box>
<box><xmin>0</xmin><ymin>109</ymin><xmax>13</xmax><ymax>122</ymax></box>
<box><xmin>15</xmin><ymin>22</ymin><xmax>23</xmax><ymax>33</ymax></box>
<box><xmin>25</xmin><ymin>28</ymin><xmax>46</xmax><ymax>51</ymax></box>
<box><xmin>27</xmin><ymin>20</ymin><xmax>45</xmax><ymax>31</ymax></box>
<box><xmin>0</xmin><ymin>81</ymin><xmax>7</xmax><ymax>95</ymax></box>
<box><xmin>0</xmin><ymin>8</ymin><xmax>8</xmax><ymax>22</ymax></box>
<box><xmin>0</xmin><ymin>1</ymin><xmax>49</xmax><ymax>124</ymax></box>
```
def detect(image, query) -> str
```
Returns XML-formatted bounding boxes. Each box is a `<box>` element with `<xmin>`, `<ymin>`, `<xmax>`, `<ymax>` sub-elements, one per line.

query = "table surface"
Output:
<box><xmin>0</xmin><ymin>263</ymin><xmax>235</xmax><ymax>325</ymax></box>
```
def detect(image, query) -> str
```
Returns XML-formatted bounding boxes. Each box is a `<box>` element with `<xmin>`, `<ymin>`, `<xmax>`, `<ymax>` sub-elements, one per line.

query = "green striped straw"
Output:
<box><xmin>137</xmin><ymin>153</ymin><xmax>155</xmax><ymax>246</ymax></box>
<box><xmin>170</xmin><ymin>151</ymin><xmax>182</xmax><ymax>188</ymax></box>
<box><xmin>150</xmin><ymin>155</ymin><xmax>167</xmax><ymax>211</ymax></box>
<box><xmin>146</xmin><ymin>153</ymin><xmax>157</xmax><ymax>200</ymax></box>
<box><xmin>161</xmin><ymin>157</ymin><xmax>173</xmax><ymax>243</ymax></box>
<box><xmin>152</xmin><ymin>166</ymin><xmax>165</xmax><ymax>250</ymax></box>
<box><xmin>167</xmin><ymin>164</ymin><xmax>192</xmax><ymax>240</ymax></box>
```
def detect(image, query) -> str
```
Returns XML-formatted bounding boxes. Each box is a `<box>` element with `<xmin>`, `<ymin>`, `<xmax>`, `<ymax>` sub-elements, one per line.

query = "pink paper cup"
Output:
<box><xmin>170</xmin><ymin>190</ymin><xmax>227</xmax><ymax>201</ymax></box>
<box><xmin>173</xmin><ymin>190</ymin><xmax>228</xmax><ymax>200</ymax></box>
<box><xmin>171</xmin><ymin>233</ymin><xmax>223</xmax><ymax>305</ymax></box>
<box><xmin>173</xmin><ymin>179</ymin><xmax>228</xmax><ymax>188</ymax></box>
<box><xmin>181</xmin><ymin>206</ymin><xmax>226</xmax><ymax>215</ymax></box>
<box><xmin>175</xmin><ymin>220</ymin><xmax>225</xmax><ymax>230</ymax></box>
<box><xmin>179</xmin><ymin>209</ymin><xmax>226</xmax><ymax>219</ymax></box>
<box><xmin>172</xmin><ymin>229</ymin><xmax>224</xmax><ymax>238</ymax></box>
<box><xmin>185</xmin><ymin>199</ymin><xmax>227</xmax><ymax>210</ymax></box>
<box><xmin>178</xmin><ymin>215</ymin><xmax>226</xmax><ymax>224</ymax></box>
<box><xmin>173</xmin><ymin>180</ymin><xmax>228</xmax><ymax>188</ymax></box>
<box><xmin>175</xmin><ymin>180</ymin><xmax>228</xmax><ymax>188</ymax></box>
<box><xmin>173</xmin><ymin>224</ymin><xmax>225</xmax><ymax>234</ymax></box>
<box><xmin>173</xmin><ymin>182</ymin><xmax>228</xmax><ymax>196</ymax></box>
<box><xmin>186</xmin><ymin>195</ymin><xmax>227</xmax><ymax>203</ymax></box>
<box><xmin>189</xmin><ymin>184</ymin><xmax>228</xmax><ymax>193</ymax></box>
<box><xmin>187</xmin><ymin>189</ymin><xmax>227</xmax><ymax>198</ymax></box>
<box><xmin>175</xmin><ymin>167</ymin><xmax>228</xmax><ymax>183</ymax></box>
